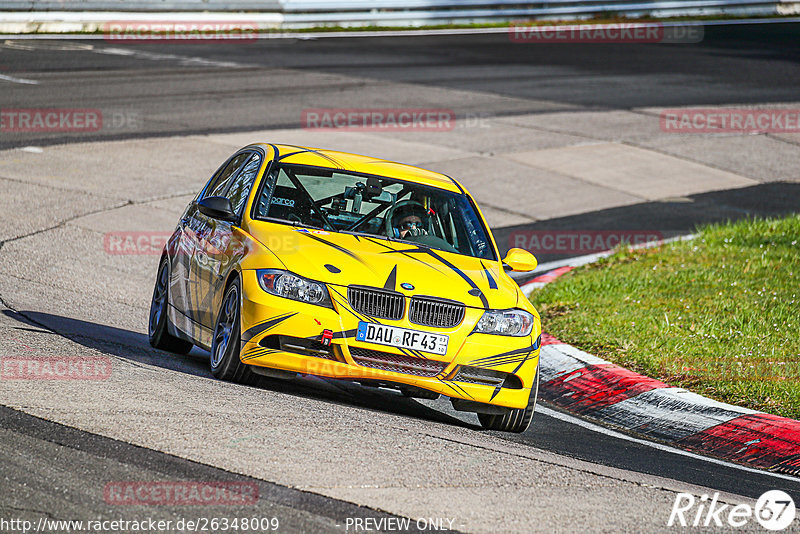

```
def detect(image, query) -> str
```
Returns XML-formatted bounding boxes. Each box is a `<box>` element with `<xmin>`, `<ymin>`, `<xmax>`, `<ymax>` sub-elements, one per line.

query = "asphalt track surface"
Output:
<box><xmin>1</xmin><ymin>21</ymin><xmax>800</xmax><ymax>532</ymax></box>
<box><xmin>2</xmin><ymin>23</ymin><xmax>800</xmax><ymax>146</ymax></box>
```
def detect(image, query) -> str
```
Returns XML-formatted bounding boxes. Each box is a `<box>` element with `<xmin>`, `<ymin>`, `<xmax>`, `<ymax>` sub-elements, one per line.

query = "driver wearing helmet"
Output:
<box><xmin>389</xmin><ymin>201</ymin><xmax>429</xmax><ymax>239</ymax></box>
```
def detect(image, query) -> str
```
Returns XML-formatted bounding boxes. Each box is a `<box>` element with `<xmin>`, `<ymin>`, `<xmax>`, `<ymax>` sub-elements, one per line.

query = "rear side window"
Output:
<box><xmin>202</xmin><ymin>152</ymin><xmax>250</xmax><ymax>199</ymax></box>
<box><xmin>225</xmin><ymin>153</ymin><xmax>262</xmax><ymax>215</ymax></box>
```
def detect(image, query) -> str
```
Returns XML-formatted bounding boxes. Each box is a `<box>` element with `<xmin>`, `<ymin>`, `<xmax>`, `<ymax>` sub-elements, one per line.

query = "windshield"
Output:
<box><xmin>253</xmin><ymin>163</ymin><xmax>496</xmax><ymax>260</ymax></box>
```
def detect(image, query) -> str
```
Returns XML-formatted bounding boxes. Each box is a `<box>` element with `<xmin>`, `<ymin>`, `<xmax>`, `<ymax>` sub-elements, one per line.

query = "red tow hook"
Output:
<box><xmin>321</xmin><ymin>329</ymin><xmax>333</xmax><ymax>346</ymax></box>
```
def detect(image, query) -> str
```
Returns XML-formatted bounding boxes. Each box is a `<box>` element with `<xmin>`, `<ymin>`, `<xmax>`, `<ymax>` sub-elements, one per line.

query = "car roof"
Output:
<box><xmin>248</xmin><ymin>143</ymin><xmax>463</xmax><ymax>193</ymax></box>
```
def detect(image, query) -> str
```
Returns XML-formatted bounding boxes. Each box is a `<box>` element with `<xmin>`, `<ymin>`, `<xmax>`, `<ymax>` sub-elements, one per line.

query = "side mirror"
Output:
<box><xmin>197</xmin><ymin>196</ymin><xmax>237</xmax><ymax>222</ymax></box>
<box><xmin>502</xmin><ymin>248</ymin><xmax>538</xmax><ymax>272</ymax></box>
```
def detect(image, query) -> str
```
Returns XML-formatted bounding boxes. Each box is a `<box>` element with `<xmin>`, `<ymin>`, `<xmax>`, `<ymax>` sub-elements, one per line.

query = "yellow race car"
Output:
<box><xmin>148</xmin><ymin>144</ymin><xmax>541</xmax><ymax>432</ymax></box>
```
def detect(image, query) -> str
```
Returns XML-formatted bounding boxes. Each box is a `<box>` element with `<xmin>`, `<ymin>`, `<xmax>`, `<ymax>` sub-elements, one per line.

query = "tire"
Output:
<box><xmin>209</xmin><ymin>277</ymin><xmax>263</xmax><ymax>387</ymax></box>
<box><xmin>478</xmin><ymin>365</ymin><xmax>539</xmax><ymax>433</ymax></box>
<box><xmin>148</xmin><ymin>257</ymin><xmax>193</xmax><ymax>354</ymax></box>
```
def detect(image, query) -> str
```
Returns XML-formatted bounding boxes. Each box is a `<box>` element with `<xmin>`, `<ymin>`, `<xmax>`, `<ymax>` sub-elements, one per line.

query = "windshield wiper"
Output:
<box><xmin>261</xmin><ymin>217</ymin><xmax>323</xmax><ymax>230</ymax></box>
<box><xmin>392</xmin><ymin>237</ymin><xmax>431</xmax><ymax>249</ymax></box>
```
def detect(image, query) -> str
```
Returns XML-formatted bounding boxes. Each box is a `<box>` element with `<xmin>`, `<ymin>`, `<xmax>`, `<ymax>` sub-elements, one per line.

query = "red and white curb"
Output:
<box><xmin>523</xmin><ymin>237</ymin><xmax>800</xmax><ymax>477</ymax></box>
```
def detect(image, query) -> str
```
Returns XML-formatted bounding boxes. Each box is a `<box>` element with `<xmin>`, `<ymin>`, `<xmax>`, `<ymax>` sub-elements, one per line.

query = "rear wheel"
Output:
<box><xmin>148</xmin><ymin>258</ymin><xmax>193</xmax><ymax>354</ymax></box>
<box><xmin>478</xmin><ymin>366</ymin><xmax>539</xmax><ymax>433</ymax></box>
<box><xmin>209</xmin><ymin>278</ymin><xmax>263</xmax><ymax>386</ymax></box>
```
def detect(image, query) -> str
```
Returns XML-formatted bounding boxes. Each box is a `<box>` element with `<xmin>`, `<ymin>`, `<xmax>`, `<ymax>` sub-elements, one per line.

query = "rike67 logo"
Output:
<box><xmin>669</xmin><ymin>490</ymin><xmax>796</xmax><ymax>530</ymax></box>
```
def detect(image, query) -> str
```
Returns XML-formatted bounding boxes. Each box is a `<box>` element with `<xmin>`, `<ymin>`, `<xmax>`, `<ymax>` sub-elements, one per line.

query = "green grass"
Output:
<box><xmin>28</xmin><ymin>14</ymin><xmax>799</xmax><ymax>36</ymax></box>
<box><xmin>530</xmin><ymin>215</ymin><xmax>800</xmax><ymax>419</ymax></box>
<box><xmin>276</xmin><ymin>14</ymin><xmax>794</xmax><ymax>33</ymax></box>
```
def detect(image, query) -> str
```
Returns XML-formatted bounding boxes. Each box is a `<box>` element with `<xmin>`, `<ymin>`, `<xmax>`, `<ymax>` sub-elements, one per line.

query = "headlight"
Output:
<box><xmin>474</xmin><ymin>309</ymin><xmax>534</xmax><ymax>337</ymax></box>
<box><xmin>256</xmin><ymin>269</ymin><xmax>332</xmax><ymax>307</ymax></box>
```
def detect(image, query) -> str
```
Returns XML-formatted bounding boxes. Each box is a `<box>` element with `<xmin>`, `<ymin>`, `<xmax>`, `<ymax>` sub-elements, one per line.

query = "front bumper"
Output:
<box><xmin>239</xmin><ymin>271</ymin><xmax>540</xmax><ymax>410</ymax></box>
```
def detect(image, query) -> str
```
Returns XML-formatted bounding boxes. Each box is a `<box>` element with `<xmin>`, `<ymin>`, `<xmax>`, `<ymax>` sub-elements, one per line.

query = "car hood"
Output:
<box><xmin>246</xmin><ymin>222</ymin><xmax>520</xmax><ymax>310</ymax></box>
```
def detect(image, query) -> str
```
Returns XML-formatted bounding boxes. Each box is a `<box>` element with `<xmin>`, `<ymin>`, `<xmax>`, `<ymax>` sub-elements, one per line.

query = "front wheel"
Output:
<box><xmin>210</xmin><ymin>278</ymin><xmax>262</xmax><ymax>386</ymax></box>
<box><xmin>148</xmin><ymin>257</ymin><xmax>193</xmax><ymax>354</ymax></box>
<box><xmin>478</xmin><ymin>365</ymin><xmax>539</xmax><ymax>433</ymax></box>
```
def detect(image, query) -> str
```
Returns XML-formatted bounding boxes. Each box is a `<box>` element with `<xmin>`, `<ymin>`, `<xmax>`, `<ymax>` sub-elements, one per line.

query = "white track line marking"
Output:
<box><xmin>92</xmin><ymin>46</ymin><xmax>246</xmax><ymax>68</ymax></box>
<box><xmin>537</xmin><ymin>405</ymin><xmax>799</xmax><ymax>483</ymax></box>
<box><xmin>0</xmin><ymin>73</ymin><xmax>39</xmax><ymax>84</ymax></box>
<box><xmin>2</xmin><ymin>40</ymin><xmax>245</xmax><ymax>69</ymax></box>
<box><xmin>2</xmin><ymin>39</ymin><xmax>92</xmax><ymax>51</ymax></box>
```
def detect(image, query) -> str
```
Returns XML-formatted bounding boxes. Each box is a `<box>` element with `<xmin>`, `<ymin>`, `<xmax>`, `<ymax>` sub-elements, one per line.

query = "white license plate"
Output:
<box><xmin>356</xmin><ymin>322</ymin><xmax>448</xmax><ymax>356</ymax></box>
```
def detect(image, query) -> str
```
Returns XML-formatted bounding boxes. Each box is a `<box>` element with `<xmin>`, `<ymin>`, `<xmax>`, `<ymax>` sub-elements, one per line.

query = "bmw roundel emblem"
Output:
<box><xmin>400</xmin><ymin>282</ymin><xmax>414</xmax><ymax>290</ymax></box>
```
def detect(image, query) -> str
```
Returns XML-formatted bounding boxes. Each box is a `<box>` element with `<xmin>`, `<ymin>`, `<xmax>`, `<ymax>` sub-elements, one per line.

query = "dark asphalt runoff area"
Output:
<box><xmin>1</xmin><ymin>404</ymin><xmax>432</xmax><ymax>534</ymax></box>
<box><xmin>1</xmin><ymin>20</ymin><xmax>799</xmax><ymax>530</ymax></box>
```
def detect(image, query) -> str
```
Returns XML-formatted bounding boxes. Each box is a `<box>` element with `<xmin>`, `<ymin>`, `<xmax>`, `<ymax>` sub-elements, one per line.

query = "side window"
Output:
<box><xmin>202</xmin><ymin>152</ymin><xmax>250</xmax><ymax>200</ymax></box>
<box><xmin>224</xmin><ymin>153</ymin><xmax>262</xmax><ymax>215</ymax></box>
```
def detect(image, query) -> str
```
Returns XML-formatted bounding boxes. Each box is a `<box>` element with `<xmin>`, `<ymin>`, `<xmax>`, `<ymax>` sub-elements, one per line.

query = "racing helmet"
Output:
<box><xmin>385</xmin><ymin>200</ymin><xmax>430</xmax><ymax>238</ymax></box>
